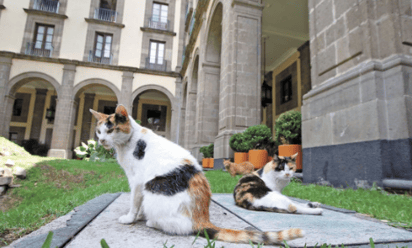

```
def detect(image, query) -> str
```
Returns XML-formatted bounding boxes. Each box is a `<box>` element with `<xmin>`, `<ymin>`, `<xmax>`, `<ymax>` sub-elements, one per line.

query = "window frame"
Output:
<box><xmin>33</xmin><ymin>23</ymin><xmax>55</xmax><ymax>51</ymax></box>
<box><xmin>280</xmin><ymin>75</ymin><xmax>292</xmax><ymax>104</ymax></box>
<box><xmin>152</xmin><ymin>2</ymin><xmax>168</xmax><ymax>24</ymax></box>
<box><xmin>93</xmin><ymin>32</ymin><xmax>113</xmax><ymax>59</ymax></box>
<box><xmin>149</xmin><ymin>40</ymin><xmax>166</xmax><ymax>65</ymax></box>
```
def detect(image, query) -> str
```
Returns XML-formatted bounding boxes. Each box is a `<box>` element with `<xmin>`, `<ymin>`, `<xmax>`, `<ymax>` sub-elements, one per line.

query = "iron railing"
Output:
<box><xmin>94</xmin><ymin>8</ymin><xmax>118</xmax><ymax>22</ymax></box>
<box><xmin>33</xmin><ymin>0</ymin><xmax>59</xmax><ymax>13</ymax></box>
<box><xmin>145</xmin><ymin>57</ymin><xmax>167</xmax><ymax>71</ymax></box>
<box><xmin>88</xmin><ymin>50</ymin><xmax>113</xmax><ymax>64</ymax></box>
<box><xmin>148</xmin><ymin>18</ymin><xmax>169</xmax><ymax>31</ymax></box>
<box><xmin>25</xmin><ymin>42</ymin><xmax>53</xmax><ymax>57</ymax></box>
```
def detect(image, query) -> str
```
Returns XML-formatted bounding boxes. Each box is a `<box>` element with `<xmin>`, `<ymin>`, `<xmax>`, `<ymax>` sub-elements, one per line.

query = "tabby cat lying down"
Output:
<box><xmin>223</xmin><ymin>159</ymin><xmax>254</xmax><ymax>177</ymax></box>
<box><xmin>90</xmin><ymin>105</ymin><xmax>305</xmax><ymax>245</ymax></box>
<box><xmin>234</xmin><ymin>154</ymin><xmax>323</xmax><ymax>215</ymax></box>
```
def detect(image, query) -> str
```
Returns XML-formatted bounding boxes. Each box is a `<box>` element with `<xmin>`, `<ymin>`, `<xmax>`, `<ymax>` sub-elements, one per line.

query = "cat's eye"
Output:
<box><xmin>97</xmin><ymin>130</ymin><xmax>101</xmax><ymax>134</ymax></box>
<box><xmin>107</xmin><ymin>129</ymin><xmax>114</xmax><ymax>134</ymax></box>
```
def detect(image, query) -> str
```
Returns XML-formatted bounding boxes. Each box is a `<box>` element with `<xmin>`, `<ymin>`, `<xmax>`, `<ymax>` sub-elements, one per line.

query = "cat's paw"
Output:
<box><xmin>118</xmin><ymin>214</ymin><xmax>136</xmax><ymax>224</ymax></box>
<box><xmin>308</xmin><ymin>202</ymin><xmax>322</xmax><ymax>208</ymax></box>
<box><xmin>146</xmin><ymin>220</ymin><xmax>156</xmax><ymax>228</ymax></box>
<box><xmin>313</xmin><ymin>208</ymin><xmax>323</xmax><ymax>215</ymax></box>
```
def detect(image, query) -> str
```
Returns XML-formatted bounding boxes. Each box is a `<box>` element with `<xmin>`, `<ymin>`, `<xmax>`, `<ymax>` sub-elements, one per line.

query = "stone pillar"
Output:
<box><xmin>302</xmin><ymin>0</ymin><xmax>412</xmax><ymax>188</ymax></box>
<box><xmin>48</xmin><ymin>64</ymin><xmax>77</xmax><ymax>159</ymax></box>
<box><xmin>184</xmin><ymin>88</ymin><xmax>198</xmax><ymax>153</ymax></box>
<box><xmin>80</xmin><ymin>93</ymin><xmax>95</xmax><ymax>143</ymax></box>
<box><xmin>214</xmin><ymin>0</ymin><xmax>263</xmax><ymax>159</ymax></box>
<box><xmin>120</xmin><ymin>71</ymin><xmax>133</xmax><ymax>113</ymax></box>
<box><xmin>29</xmin><ymin>89</ymin><xmax>48</xmax><ymax>140</ymax></box>
<box><xmin>0</xmin><ymin>54</ymin><xmax>12</xmax><ymax>137</ymax></box>
<box><xmin>2</xmin><ymin>95</ymin><xmax>15</xmax><ymax>138</ymax></box>
<box><xmin>171</xmin><ymin>77</ymin><xmax>182</xmax><ymax>143</ymax></box>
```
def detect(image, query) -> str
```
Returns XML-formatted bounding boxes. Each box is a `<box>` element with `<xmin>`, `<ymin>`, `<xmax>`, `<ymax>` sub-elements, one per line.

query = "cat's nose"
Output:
<box><xmin>100</xmin><ymin>139</ymin><xmax>106</xmax><ymax>144</ymax></box>
<box><xmin>285</xmin><ymin>173</ymin><xmax>290</xmax><ymax>177</ymax></box>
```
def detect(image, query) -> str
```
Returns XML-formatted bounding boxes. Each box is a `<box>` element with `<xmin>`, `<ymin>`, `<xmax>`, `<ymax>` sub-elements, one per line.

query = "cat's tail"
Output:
<box><xmin>197</xmin><ymin>222</ymin><xmax>304</xmax><ymax>245</ymax></box>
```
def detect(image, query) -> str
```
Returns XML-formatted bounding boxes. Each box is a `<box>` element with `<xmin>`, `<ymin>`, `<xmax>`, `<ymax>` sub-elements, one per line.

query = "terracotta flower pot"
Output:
<box><xmin>278</xmin><ymin>144</ymin><xmax>302</xmax><ymax>171</ymax></box>
<box><xmin>267</xmin><ymin>156</ymin><xmax>273</xmax><ymax>162</ymax></box>
<box><xmin>202</xmin><ymin>158</ymin><xmax>209</xmax><ymax>169</ymax></box>
<box><xmin>207</xmin><ymin>158</ymin><xmax>214</xmax><ymax>169</ymax></box>
<box><xmin>234</xmin><ymin>152</ymin><xmax>248</xmax><ymax>164</ymax></box>
<box><xmin>248</xmin><ymin>149</ymin><xmax>268</xmax><ymax>169</ymax></box>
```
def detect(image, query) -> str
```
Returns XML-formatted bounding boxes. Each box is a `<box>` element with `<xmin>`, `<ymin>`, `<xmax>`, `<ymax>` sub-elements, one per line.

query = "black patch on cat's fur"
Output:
<box><xmin>105</xmin><ymin>117</ymin><xmax>114</xmax><ymax>130</ymax></box>
<box><xmin>234</xmin><ymin>174</ymin><xmax>271</xmax><ymax>203</ymax></box>
<box><xmin>145</xmin><ymin>165</ymin><xmax>200</xmax><ymax>196</ymax></box>
<box><xmin>199</xmin><ymin>228</ymin><xmax>218</xmax><ymax>240</ymax></box>
<box><xmin>261</xmin><ymin>233</ymin><xmax>269</xmax><ymax>243</ymax></box>
<box><xmin>115</xmin><ymin>113</ymin><xmax>127</xmax><ymax>124</ymax></box>
<box><xmin>257</xmin><ymin>168</ymin><xmax>263</xmax><ymax>177</ymax></box>
<box><xmin>275</xmin><ymin>158</ymin><xmax>290</xmax><ymax>171</ymax></box>
<box><xmin>308</xmin><ymin>202</ymin><xmax>314</xmax><ymax>208</ymax></box>
<box><xmin>133</xmin><ymin>139</ymin><xmax>146</xmax><ymax>160</ymax></box>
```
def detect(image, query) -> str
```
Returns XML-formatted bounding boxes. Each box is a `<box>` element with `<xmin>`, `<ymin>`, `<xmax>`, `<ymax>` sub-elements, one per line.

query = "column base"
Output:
<box><xmin>48</xmin><ymin>149</ymin><xmax>73</xmax><ymax>159</ymax></box>
<box><xmin>214</xmin><ymin>130</ymin><xmax>239</xmax><ymax>159</ymax></box>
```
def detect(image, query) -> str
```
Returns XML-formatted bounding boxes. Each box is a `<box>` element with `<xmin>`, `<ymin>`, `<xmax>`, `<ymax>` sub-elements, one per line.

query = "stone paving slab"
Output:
<box><xmin>212</xmin><ymin>194</ymin><xmax>412</xmax><ymax>247</ymax></box>
<box><xmin>65</xmin><ymin>193</ymin><xmax>263</xmax><ymax>248</ymax></box>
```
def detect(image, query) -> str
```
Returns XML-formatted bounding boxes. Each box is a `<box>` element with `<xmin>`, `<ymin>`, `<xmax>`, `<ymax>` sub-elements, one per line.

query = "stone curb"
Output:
<box><xmin>12</xmin><ymin>193</ymin><xmax>121</xmax><ymax>248</ymax></box>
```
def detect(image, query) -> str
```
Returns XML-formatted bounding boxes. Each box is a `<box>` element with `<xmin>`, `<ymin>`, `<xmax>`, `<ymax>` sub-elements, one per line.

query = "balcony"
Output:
<box><xmin>25</xmin><ymin>42</ymin><xmax>53</xmax><ymax>57</ymax></box>
<box><xmin>145</xmin><ymin>57</ymin><xmax>167</xmax><ymax>71</ymax></box>
<box><xmin>148</xmin><ymin>18</ymin><xmax>169</xmax><ymax>31</ymax></box>
<box><xmin>33</xmin><ymin>0</ymin><xmax>59</xmax><ymax>13</ymax></box>
<box><xmin>94</xmin><ymin>8</ymin><xmax>118</xmax><ymax>22</ymax></box>
<box><xmin>88</xmin><ymin>50</ymin><xmax>113</xmax><ymax>65</ymax></box>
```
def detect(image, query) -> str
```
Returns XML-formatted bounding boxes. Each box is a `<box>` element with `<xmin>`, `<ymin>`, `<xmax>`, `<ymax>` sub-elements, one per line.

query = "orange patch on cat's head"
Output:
<box><xmin>141</xmin><ymin>128</ymin><xmax>148</xmax><ymax>134</ymax></box>
<box><xmin>182</xmin><ymin>159</ymin><xmax>193</xmax><ymax>165</ymax></box>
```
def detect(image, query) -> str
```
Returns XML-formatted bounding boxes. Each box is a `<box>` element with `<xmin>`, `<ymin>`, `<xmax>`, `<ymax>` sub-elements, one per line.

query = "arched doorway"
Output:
<box><xmin>132</xmin><ymin>87</ymin><xmax>173</xmax><ymax>139</ymax></box>
<box><xmin>73</xmin><ymin>80</ymin><xmax>120</xmax><ymax>148</ymax></box>
<box><xmin>4</xmin><ymin>73</ymin><xmax>60</xmax><ymax>156</ymax></box>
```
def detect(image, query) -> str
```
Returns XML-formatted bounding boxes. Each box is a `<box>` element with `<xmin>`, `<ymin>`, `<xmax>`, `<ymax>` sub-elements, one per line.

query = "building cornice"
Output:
<box><xmin>140</xmin><ymin>27</ymin><xmax>176</xmax><ymax>36</ymax></box>
<box><xmin>0</xmin><ymin>51</ymin><xmax>181</xmax><ymax>78</ymax></box>
<box><xmin>23</xmin><ymin>8</ymin><xmax>68</xmax><ymax>19</ymax></box>
<box><xmin>85</xmin><ymin>18</ymin><xmax>125</xmax><ymax>28</ymax></box>
<box><xmin>180</xmin><ymin>0</ymin><xmax>210</xmax><ymax>76</ymax></box>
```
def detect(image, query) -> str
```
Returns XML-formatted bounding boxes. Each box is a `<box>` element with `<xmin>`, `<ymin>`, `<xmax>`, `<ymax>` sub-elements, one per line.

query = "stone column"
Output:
<box><xmin>0</xmin><ymin>54</ymin><xmax>12</xmax><ymax>137</ymax></box>
<box><xmin>48</xmin><ymin>64</ymin><xmax>77</xmax><ymax>159</ymax></box>
<box><xmin>214</xmin><ymin>0</ymin><xmax>263</xmax><ymax>159</ymax></box>
<box><xmin>171</xmin><ymin>77</ymin><xmax>182</xmax><ymax>143</ymax></box>
<box><xmin>29</xmin><ymin>89</ymin><xmax>48</xmax><ymax>140</ymax></box>
<box><xmin>80</xmin><ymin>93</ymin><xmax>95</xmax><ymax>143</ymax></box>
<box><xmin>302</xmin><ymin>0</ymin><xmax>412</xmax><ymax>188</ymax></box>
<box><xmin>120</xmin><ymin>71</ymin><xmax>133</xmax><ymax>113</ymax></box>
<box><xmin>184</xmin><ymin>88</ymin><xmax>198</xmax><ymax>153</ymax></box>
<box><xmin>2</xmin><ymin>95</ymin><xmax>15</xmax><ymax>138</ymax></box>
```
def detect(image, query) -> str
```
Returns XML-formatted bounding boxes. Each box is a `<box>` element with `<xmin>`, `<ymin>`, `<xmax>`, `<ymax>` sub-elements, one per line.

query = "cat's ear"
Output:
<box><xmin>90</xmin><ymin>109</ymin><xmax>106</xmax><ymax>121</ymax></box>
<box><xmin>291</xmin><ymin>153</ymin><xmax>299</xmax><ymax>161</ymax></box>
<box><xmin>273</xmin><ymin>154</ymin><xmax>279</xmax><ymax>162</ymax></box>
<box><xmin>115</xmin><ymin>105</ymin><xmax>129</xmax><ymax>123</ymax></box>
<box><xmin>278</xmin><ymin>156</ymin><xmax>285</xmax><ymax>160</ymax></box>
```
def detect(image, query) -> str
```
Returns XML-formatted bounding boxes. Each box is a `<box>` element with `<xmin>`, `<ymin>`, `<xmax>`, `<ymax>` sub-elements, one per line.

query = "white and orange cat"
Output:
<box><xmin>90</xmin><ymin>105</ymin><xmax>305</xmax><ymax>245</ymax></box>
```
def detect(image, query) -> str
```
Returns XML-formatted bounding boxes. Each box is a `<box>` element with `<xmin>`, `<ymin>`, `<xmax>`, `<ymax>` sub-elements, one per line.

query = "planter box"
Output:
<box><xmin>234</xmin><ymin>152</ymin><xmax>248</xmax><ymax>164</ymax></box>
<box><xmin>248</xmin><ymin>150</ymin><xmax>268</xmax><ymax>169</ymax></box>
<box><xmin>202</xmin><ymin>158</ymin><xmax>214</xmax><ymax>169</ymax></box>
<box><xmin>278</xmin><ymin>144</ymin><xmax>302</xmax><ymax>171</ymax></box>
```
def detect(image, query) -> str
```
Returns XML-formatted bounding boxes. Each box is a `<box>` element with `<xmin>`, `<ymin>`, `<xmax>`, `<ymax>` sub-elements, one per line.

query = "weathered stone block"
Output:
<box><xmin>0</xmin><ymin>177</ymin><xmax>12</xmax><ymax>186</ymax></box>
<box><xmin>302</xmin><ymin>114</ymin><xmax>333</xmax><ymax>148</ymax></box>
<box><xmin>334</xmin><ymin>0</ymin><xmax>357</xmax><ymax>19</ymax></box>
<box><xmin>384</xmin><ymin>67</ymin><xmax>407</xmax><ymax>99</ymax></box>
<box><xmin>346</xmin><ymin>4</ymin><xmax>362</xmax><ymax>32</ymax></box>
<box><xmin>325</xmin><ymin>17</ymin><xmax>345</xmax><ymax>47</ymax></box>
<box><xmin>317</xmin><ymin>44</ymin><xmax>336</xmax><ymax>75</ymax></box>
<box><xmin>360</xmin><ymin>71</ymin><xmax>385</xmax><ymax>102</ymax></box>
<box><xmin>386</xmin><ymin>97</ymin><xmax>410</xmax><ymax>140</ymax></box>
<box><xmin>315</xmin><ymin>0</ymin><xmax>333</xmax><ymax>33</ymax></box>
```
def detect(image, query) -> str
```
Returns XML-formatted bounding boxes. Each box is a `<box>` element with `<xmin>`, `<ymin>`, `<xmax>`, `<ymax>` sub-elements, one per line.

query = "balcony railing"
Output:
<box><xmin>25</xmin><ymin>42</ymin><xmax>53</xmax><ymax>57</ymax></box>
<box><xmin>88</xmin><ymin>50</ymin><xmax>113</xmax><ymax>64</ymax></box>
<box><xmin>94</xmin><ymin>8</ymin><xmax>118</xmax><ymax>22</ymax></box>
<box><xmin>33</xmin><ymin>0</ymin><xmax>59</xmax><ymax>13</ymax></box>
<box><xmin>145</xmin><ymin>57</ymin><xmax>167</xmax><ymax>71</ymax></box>
<box><xmin>148</xmin><ymin>18</ymin><xmax>169</xmax><ymax>31</ymax></box>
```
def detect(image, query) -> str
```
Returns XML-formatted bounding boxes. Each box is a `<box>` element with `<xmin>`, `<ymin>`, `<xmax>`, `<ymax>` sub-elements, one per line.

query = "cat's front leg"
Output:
<box><xmin>307</xmin><ymin>202</ymin><xmax>322</xmax><ymax>208</ymax></box>
<box><xmin>119</xmin><ymin>184</ymin><xmax>144</xmax><ymax>224</ymax></box>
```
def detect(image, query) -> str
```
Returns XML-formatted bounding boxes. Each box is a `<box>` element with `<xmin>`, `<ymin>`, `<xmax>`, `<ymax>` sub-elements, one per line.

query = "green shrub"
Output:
<box><xmin>200</xmin><ymin>143</ymin><xmax>214</xmax><ymax>158</ymax></box>
<box><xmin>136</xmin><ymin>119</ymin><xmax>142</xmax><ymax>125</ymax></box>
<box><xmin>22</xmin><ymin>139</ymin><xmax>49</xmax><ymax>157</ymax></box>
<box><xmin>74</xmin><ymin>139</ymin><xmax>115</xmax><ymax>162</ymax></box>
<box><xmin>243</xmin><ymin>125</ymin><xmax>274</xmax><ymax>150</ymax></box>
<box><xmin>274</xmin><ymin>110</ymin><xmax>302</xmax><ymax>145</ymax></box>
<box><xmin>229</xmin><ymin>133</ymin><xmax>251</xmax><ymax>153</ymax></box>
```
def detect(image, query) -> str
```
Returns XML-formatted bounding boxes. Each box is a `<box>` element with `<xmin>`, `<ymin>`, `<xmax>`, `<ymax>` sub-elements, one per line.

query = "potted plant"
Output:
<box><xmin>274</xmin><ymin>110</ymin><xmax>302</xmax><ymax>171</ymax></box>
<box><xmin>199</xmin><ymin>143</ymin><xmax>214</xmax><ymax>169</ymax></box>
<box><xmin>243</xmin><ymin>125</ymin><xmax>272</xmax><ymax>169</ymax></box>
<box><xmin>229</xmin><ymin>133</ymin><xmax>251</xmax><ymax>164</ymax></box>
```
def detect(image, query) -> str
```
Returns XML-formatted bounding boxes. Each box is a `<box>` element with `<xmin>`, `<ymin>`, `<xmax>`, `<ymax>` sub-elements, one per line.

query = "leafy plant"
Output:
<box><xmin>242</xmin><ymin>125</ymin><xmax>273</xmax><ymax>150</ymax></box>
<box><xmin>229</xmin><ymin>133</ymin><xmax>251</xmax><ymax>153</ymax></box>
<box><xmin>274</xmin><ymin>110</ymin><xmax>302</xmax><ymax>145</ymax></box>
<box><xmin>200</xmin><ymin>144</ymin><xmax>214</xmax><ymax>158</ymax></box>
<box><xmin>136</xmin><ymin>119</ymin><xmax>142</xmax><ymax>125</ymax></box>
<box><xmin>73</xmin><ymin>139</ymin><xmax>115</xmax><ymax>162</ymax></box>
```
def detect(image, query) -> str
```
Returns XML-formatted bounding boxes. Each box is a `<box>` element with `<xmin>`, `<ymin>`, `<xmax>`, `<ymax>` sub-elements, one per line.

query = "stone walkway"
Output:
<box><xmin>6</xmin><ymin>193</ymin><xmax>412</xmax><ymax>248</ymax></box>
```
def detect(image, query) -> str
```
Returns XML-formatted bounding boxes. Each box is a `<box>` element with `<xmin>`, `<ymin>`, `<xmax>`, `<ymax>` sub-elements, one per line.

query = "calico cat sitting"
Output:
<box><xmin>223</xmin><ymin>159</ymin><xmax>254</xmax><ymax>177</ymax></box>
<box><xmin>234</xmin><ymin>154</ymin><xmax>323</xmax><ymax>215</ymax></box>
<box><xmin>89</xmin><ymin>105</ymin><xmax>305</xmax><ymax>245</ymax></box>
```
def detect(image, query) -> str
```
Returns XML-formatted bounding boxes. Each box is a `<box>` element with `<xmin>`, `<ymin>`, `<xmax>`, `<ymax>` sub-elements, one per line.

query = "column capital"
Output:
<box><xmin>122</xmin><ymin>71</ymin><xmax>134</xmax><ymax>78</ymax></box>
<box><xmin>231</xmin><ymin>0</ymin><xmax>264</xmax><ymax>10</ymax></box>
<box><xmin>63</xmin><ymin>63</ymin><xmax>76</xmax><ymax>71</ymax></box>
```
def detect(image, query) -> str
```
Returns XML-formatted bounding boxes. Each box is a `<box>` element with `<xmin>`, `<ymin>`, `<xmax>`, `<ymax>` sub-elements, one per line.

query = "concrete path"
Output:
<box><xmin>6</xmin><ymin>193</ymin><xmax>412</xmax><ymax>248</ymax></box>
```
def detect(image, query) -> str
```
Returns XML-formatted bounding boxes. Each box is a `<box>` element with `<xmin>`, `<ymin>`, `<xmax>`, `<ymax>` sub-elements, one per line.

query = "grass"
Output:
<box><xmin>204</xmin><ymin>170</ymin><xmax>412</xmax><ymax>229</ymax></box>
<box><xmin>0</xmin><ymin>152</ymin><xmax>128</xmax><ymax>246</ymax></box>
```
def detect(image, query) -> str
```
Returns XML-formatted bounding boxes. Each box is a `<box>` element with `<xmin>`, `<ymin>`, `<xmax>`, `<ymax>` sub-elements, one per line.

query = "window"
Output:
<box><xmin>27</xmin><ymin>24</ymin><xmax>54</xmax><ymax>57</ymax></box>
<box><xmin>13</xmin><ymin>99</ymin><xmax>23</xmax><ymax>116</ymax></box>
<box><xmin>149</xmin><ymin>40</ymin><xmax>165</xmax><ymax>64</ymax></box>
<box><xmin>33</xmin><ymin>0</ymin><xmax>60</xmax><ymax>13</ymax></box>
<box><xmin>280</xmin><ymin>75</ymin><xmax>292</xmax><ymax>104</ymax></box>
<box><xmin>90</xmin><ymin>33</ymin><xmax>113</xmax><ymax>64</ymax></box>
<box><xmin>150</xmin><ymin>3</ymin><xmax>168</xmax><ymax>30</ymax></box>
